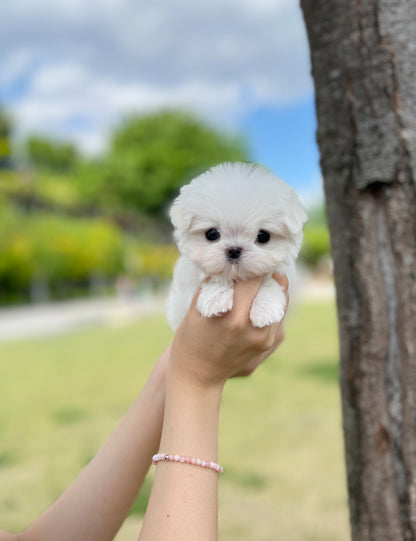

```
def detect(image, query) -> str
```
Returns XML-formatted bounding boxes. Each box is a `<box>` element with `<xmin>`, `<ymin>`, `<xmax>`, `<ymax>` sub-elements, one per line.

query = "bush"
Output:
<box><xmin>0</xmin><ymin>205</ymin><xmax>178</xmax><ymax>304</ymax></box>
<box><xmin>0</xmin><ymin>209</ymin><xmax>123</xmax><ymax>296</ymax></box>
<box><xmin>300</xmin><ymin>224</ymin><xmax>331</xmax><ymax>267</ymax></box>
<box><xmin>124</xmin><ymin>242</ymin><xmax>178</xmax><ymax>282</ymax></box>
<box><xmin>26</xmin><ymin>136</ymin><xmax>78</xmax><ymax>172</ymax></box>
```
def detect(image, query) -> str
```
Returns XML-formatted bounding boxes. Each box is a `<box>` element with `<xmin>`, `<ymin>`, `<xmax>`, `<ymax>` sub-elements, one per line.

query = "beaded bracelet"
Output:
<box><xmin>152</xmin><ymin>452</ymin><xmax>224</xmax><ymax>474</ymax></box>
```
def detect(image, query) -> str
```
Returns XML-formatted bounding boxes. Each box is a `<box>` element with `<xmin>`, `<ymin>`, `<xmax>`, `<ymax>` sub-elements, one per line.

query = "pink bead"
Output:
<box><xmin>153</xmin><ymin>452</ymin><xmax>223</xmax><ymax>473</ymax></box>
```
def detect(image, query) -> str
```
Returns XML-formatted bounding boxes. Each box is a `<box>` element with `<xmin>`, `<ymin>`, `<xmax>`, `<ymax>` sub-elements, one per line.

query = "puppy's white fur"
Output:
<box><xmin>166</xmin><ymin>162</ymin><xmax>307</xmax><ymax>330</ymax></box>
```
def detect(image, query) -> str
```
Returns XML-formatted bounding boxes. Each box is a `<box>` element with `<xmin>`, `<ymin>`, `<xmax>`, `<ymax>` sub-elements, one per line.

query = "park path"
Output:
<box><xmin>0</xmin><ymin>278</ymin><xmax>334</xmax><ymax>343</ymax></box>
<box><xmin>0</xmin><ymin>292</ymin><xmax>166</xmax><ymax>343</ymax></box>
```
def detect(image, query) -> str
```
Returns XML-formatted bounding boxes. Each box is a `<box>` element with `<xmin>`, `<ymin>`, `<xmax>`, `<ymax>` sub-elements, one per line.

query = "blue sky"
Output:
<box><xmin>240</xmin><ymin>98</ymin><xmax>320</xmax><ymax>202</ymax></box>
<box><xmin>0</xmin><ymin>0</ymin><xmax>322</xmax><ymax>205</ymax></box>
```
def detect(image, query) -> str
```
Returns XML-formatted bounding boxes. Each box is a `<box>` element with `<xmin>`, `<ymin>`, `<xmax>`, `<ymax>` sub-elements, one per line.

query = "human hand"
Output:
<box><xmin>169</xmin><ymin>274</ymin><xmax>288</xmax><ymax>391</ymax></box>
<box><xmin>231</xmin><ymin>325</ymin><xmax>285</xmax><ymax>378</ymax></box>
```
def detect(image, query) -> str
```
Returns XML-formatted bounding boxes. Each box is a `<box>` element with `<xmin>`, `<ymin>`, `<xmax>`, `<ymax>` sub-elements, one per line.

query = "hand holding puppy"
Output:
<box><xmin>169</xmin><ymin>274</ymin><xmax>288</xmax><ymax>391</ymax></box>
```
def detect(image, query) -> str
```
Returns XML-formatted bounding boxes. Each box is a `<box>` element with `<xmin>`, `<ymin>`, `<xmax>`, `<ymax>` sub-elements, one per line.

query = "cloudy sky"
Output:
<box><xmin>0</xmin><ymin>0</ymin><xmax>322</xmax><ymax>202</ymax></box>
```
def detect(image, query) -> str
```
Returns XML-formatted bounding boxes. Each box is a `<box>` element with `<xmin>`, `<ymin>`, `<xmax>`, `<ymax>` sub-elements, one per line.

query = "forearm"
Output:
<box><xmin>139</xmin><ymin>374</ymin><xmax>224</xmax><ymax>541</ymax></box>
<box><xmin>22</xmin><ymin>360</ymin><xmax>166</xmax><ymax>541</ymax></box>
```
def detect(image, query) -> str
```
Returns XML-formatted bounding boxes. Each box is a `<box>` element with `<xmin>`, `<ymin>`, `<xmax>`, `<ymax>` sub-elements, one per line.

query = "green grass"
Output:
<box><xmin>0</xmin><ymin>300</ymin><xmax>349</xmax><ymax>540</ymax></box>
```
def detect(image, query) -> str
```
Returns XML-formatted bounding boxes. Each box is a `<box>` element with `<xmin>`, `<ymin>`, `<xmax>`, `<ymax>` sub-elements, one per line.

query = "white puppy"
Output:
<box><xmin>166</xmin><ymin>162</ymin><xmax>307</xmax><ymax>330</ymax></box>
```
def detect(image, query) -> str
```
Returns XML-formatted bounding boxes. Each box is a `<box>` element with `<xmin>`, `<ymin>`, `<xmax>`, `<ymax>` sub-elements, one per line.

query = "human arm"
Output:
<box><xmin>138</xmin><ymin>275</ymin><xmax>287</xmax><ymax>541</ymax></box>
<box><xmin>16</xmin><ymin>347</ymin><xmax>169</xmax><ymax>541</ymax></box>
<box><xmin>0</xmin><ymin>532</ymin><xmax>17</xmax><ymax>541</ymax></box>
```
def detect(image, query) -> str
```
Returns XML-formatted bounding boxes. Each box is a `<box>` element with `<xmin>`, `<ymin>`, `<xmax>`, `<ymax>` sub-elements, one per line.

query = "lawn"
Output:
<box><xmin>0</xmin><ymin>299</ymin><xmax>350</xmax><ymax>540</ymax></box>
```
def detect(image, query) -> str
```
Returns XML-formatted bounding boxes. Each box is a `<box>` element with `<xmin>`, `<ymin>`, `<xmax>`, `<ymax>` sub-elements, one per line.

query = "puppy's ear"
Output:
<box><xmin>169</xmin><ymin>193</ymin><xmax>193</xmax><ymax>234</ymax></box>
<box><xmin>281</xmin><ymin>197</ymin><xmax>308</xmax><ymax>236</ymax></box>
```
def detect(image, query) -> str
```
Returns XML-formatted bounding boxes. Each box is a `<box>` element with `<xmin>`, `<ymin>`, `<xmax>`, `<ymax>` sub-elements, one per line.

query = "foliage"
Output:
<box><xmin>0</xmin><ymin>204</ymin><xmax>177</xmax><ymax>304</ymax></box>
<box><xmin>0</xmin><ymin>103</ymin><xmax>331</xmax><ymax>306</ymax></box>
<box><xmin>0</xmin><ymin>106</ymin><xmax>12</xmax><ymax>167</ymax></box>
<box><xmin>0</xmin><ymin>170</ymin><xmax>82</xmax><ymax>209</ymax></box>
<box><xmin>2</xmin><ymin>108</ymin><xmax>248</xmax><ymax>221</ymax></box>
<box><xmin>124</xmin><ymin>242</ymin><xmax>178</xmax><ymax>281</ymax></box>
<box><xmin>92</xmin><ymin>110</ymin><xmax>248</xmax><ymax>215</ymax></box>
<box><xmin>26</xmin><ymin>136</ymin><xmax>79</xmax><ymax>172</ymax></box>
<box><xmin>300</xmin><ymin>205</ymin><xmax>331</xmax><ymax>266</ymax></box>
<box><xmin>0</xmin><ymin>106</ymin><xmax>11</xmax><ymax>138</ymax></box>
<box><xmin>300</xmin><ymin>225</ymin><xmax>331</xmax><ymax>266</ymax></box>
<box><xmin>0</xmin><ymin>207</ymin><xmax>123</xmax><ymax>299</ymax></box>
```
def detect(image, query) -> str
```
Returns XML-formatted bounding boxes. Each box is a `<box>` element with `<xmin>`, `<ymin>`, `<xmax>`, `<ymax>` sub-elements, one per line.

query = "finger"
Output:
<box><xmin>275</xmin><ymin>326</ymin><xmax>285</xmax><ymax>347</ymax></box>
<box><xmin>269</xmin><ymin>326</ymin><xmax>285</xmax><ymax>354</ymax></box>
<box><xmin>271</xmin><ymin>273</ymin><xmax>290</xmax><ymax>321</ymax></box>
<box><xmin>184</xmin><ymin>290</ymin><xmax>201</xmax><ymax>321</ymax></box>
<box><xmin>231</xmin><ymin>277</ymin><xmax>262</xmax><ymax>318</ymax></box>
<box><xmin>189</xmin><ymin>276</ymin><xmax>212</xmax><ymax>312</ymax></box>
<box><xmin>260</xmin><ymin>322</ymin><xmax>284</xmax><ymax>354</ymax></box>
<box><xmin>272</xmin><ymin>273</ymin><xmax>289</xmax><ymax>296</ymax></box>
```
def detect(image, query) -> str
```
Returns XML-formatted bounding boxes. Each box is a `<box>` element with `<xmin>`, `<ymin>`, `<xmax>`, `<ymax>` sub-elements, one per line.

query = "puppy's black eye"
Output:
<box><xmin>205</xmin><ymin>228</ymin><xmax>221</xmax><ymax>242</ymax></box>
<box><xmin>256</xmin><ymin>230</ymin><xmax>270</xmax><ymax>244</ymax></box>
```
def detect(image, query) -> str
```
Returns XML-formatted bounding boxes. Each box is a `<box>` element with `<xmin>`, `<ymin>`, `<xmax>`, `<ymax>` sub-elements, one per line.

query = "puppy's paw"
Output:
<box><xmin>249</xmin><ymin>278</ymin><xmax>287</xmax><ymax>328</ymax></box>
<box><xmin>197</xmin><ymin>280</ymin><xmax>234</xmax><ymax>318</ymax></box>
<box><xmin>250</xmin><ymin>301</ymin><xmax>285</xmax><ymax>328</ymax></box>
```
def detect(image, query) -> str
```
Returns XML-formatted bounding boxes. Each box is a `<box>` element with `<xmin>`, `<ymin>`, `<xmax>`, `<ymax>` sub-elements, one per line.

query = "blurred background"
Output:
<box><xmin>0</xmin><ymin>1</ymin><xmax>345</xmax><ymax>540</ymax></box>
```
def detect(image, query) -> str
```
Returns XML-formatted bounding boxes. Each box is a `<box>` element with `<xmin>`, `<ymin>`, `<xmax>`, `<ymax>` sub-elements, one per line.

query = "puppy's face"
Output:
<box><xmin>170</xmin><ymin>163</ymin><xmax>307</xmax><ymax>279</ymax></box>
<box><xmin>178</xmin><ymin>217</ymin><xmax>299</xmax><ymax>280</ymax></box>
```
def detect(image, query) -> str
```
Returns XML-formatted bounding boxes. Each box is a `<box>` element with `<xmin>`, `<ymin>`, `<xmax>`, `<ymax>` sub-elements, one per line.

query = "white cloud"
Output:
<box><xmin>13</xmin><ymin>63</ymin><xmax>241</xmax><ymax>151</ymax></box>
<box><xmin>0</xmin><ymin>49</ymin><xmax>34</xmax><ymax>86</ymax></box>
<box><xmin>31</xmin><ymin>64</ymin><xmax>89</xmax><ymax>96</ymax></box>
<box><xmin>0</xmin><ymin>0</ymin><xmax>312</xmax><ymax>153</ymax></box>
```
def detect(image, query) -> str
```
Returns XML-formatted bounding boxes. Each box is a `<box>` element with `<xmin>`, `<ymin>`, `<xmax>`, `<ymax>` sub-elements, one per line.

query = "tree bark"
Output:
<box><xmin>301</xmin><ymin>1</ymin><xmax>416</xmax><ymax>540</ymax></box>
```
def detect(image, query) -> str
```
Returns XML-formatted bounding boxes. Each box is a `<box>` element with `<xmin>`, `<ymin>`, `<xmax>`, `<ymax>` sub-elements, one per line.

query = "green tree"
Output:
<box><xmin>0</xmin><ymin>106</ymin><xmax>12</xmax><ymax>168</ymax></box>
<box><xmin>99</xmin><ymin>110</ymin><xmax>248</xmax><ymax>215</ymax></box>
<box><xmin>26</xmin><ymin>136</ymin><xmax>78</xmax><ymax>172</ymax></box>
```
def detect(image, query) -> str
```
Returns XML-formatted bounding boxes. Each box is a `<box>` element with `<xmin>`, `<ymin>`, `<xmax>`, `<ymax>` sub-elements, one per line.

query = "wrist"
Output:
<box><xmin>167</xmin><ymin>362</ymin><xmax>225</xmax><ymax>398</ymax></box>
<box><xmin>159</xmin><ymin>370</ymin><xmax>223</xmax><ymax>461</ymax></box>
<box><xmin>168</xmin><ymin>344</ymin><xmax>229</xmax><ymax>394</ymax></box>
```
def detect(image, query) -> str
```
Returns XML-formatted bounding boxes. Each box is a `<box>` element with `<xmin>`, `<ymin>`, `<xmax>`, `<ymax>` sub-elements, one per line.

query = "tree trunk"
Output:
<box><xmin>300</xmin><ymin>1</ymin><xmax>416</xmax><ymax>540</ymax></box>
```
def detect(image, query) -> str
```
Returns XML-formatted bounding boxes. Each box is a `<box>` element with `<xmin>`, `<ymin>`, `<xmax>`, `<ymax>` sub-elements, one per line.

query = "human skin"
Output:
<box><xmin>138</xmin><ymin>275</ymin><xmax>287</xmax><ymax>541</ymax></box>
<box><xmin>0</xmin><ymin>275</ymin><xmax>287</xmax><ymax>541</ymax></box>
<box><xmin>9</xmin><ymin>348</ymin><xmax>169</xmax><ymax>541</ymax></box>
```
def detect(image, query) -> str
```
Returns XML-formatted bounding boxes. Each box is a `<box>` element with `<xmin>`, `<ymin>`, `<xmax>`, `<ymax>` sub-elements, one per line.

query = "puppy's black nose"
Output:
<box><xmin>227</xmin><ymin>247</ymin><xmax>242</xmax><ymax>260</ymax></box>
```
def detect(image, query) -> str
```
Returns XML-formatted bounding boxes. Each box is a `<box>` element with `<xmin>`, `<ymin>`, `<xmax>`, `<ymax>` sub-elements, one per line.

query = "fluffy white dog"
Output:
<box><xmin>166</xmin><ymin>162</ymin><xmax>307</xmax><ymax>330</ymax></box>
